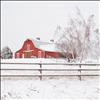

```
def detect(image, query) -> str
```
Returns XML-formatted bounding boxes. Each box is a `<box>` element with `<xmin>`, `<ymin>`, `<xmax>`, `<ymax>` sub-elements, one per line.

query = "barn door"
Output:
<box><xmin>22</xmin><ymin>54</ymin><xmax>24</xmax><ymax>58</ymax></box>
<box><xmin>38</xmin><ymin>51</ymin><xmax>42</xmax><ymax>58</ymax></box>
<box><xmin>16</xmin><ymin>53</ymin><xmax>20</xmax><ymax>58</ymax></box>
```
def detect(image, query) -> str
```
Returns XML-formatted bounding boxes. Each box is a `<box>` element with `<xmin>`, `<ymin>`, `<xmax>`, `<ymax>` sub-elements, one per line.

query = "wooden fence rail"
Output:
<box><xmin>1</xmin><ymin>63</ymin><xmax>100</xmax><ymax>80</ymax></box>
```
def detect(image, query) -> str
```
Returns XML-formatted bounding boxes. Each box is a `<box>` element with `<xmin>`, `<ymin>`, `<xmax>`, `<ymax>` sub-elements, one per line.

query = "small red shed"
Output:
<box><xmin>15</xmin><ymin>39</ymin><xmax>60</xmax><ymax>58</ymax></box>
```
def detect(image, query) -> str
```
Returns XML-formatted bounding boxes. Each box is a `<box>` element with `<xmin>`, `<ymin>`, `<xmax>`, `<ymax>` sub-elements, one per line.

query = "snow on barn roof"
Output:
<box><xmin>30</xmin><ymin>38</ymin><xmax>60</xmax><ymax>52</ymax></box>
<box><xmin>40</xmin><ymin>44</ymin><xmax>60</xmax><ymax>52</ymax></box>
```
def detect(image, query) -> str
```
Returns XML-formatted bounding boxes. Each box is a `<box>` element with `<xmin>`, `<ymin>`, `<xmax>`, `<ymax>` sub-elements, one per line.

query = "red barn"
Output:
<box><xmin>15</xmin><ymin>39</ymin><xmax>60</xmax><ymax>58</ymax></box>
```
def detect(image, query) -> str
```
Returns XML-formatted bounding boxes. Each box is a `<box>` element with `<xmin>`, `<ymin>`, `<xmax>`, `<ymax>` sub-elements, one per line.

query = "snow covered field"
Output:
<box><xmin>1</xmin><ymin>78</ymin><xmax>100</xmax><ymax>100</ymax></box>
<box><xmin>1</xmin><ymin>58</ymin><xmax>100</xmax><ymax>100</ymax></box>
<box><xmin>1</xmin><ymin>58</ymin><xmax>99</xmax><ymax>64</ymax></box>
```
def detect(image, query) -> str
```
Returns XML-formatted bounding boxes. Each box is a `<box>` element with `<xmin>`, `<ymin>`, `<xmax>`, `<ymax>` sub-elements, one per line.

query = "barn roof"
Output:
<box><xmin>30</xmin><ymin>39</ymin><xmax>60</xmax><ymax>52</ymax></box>
<box><xmin>40</xmin><ymin>44</ymin><xmax>59</xmax><ymax>52</ymax></box>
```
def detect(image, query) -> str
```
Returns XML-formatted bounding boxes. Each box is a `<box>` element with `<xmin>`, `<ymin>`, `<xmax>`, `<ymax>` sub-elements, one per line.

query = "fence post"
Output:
<box><xmin>79</xmin><ymin>64</ymin><xmax>81</xmax><ymax>81</ymax></box>
<box><xmin>39</xmin><ymin>63</ymin><xmax>42</xmax><ymax>80</ymax></box>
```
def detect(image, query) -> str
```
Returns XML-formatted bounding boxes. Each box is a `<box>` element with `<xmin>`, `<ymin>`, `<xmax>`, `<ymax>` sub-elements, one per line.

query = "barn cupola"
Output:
<box><xmin>36</xmin><ymin>37</ymin><xmax>40</xmax><ymax>41</ymax></box>
<box><xmin>50</xmin><ymin>39</ymin><xmax>54</xmax><ymax>43</ymax></box>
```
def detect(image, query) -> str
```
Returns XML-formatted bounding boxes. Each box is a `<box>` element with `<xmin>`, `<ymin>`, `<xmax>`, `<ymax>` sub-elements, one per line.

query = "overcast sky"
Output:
<box><xmin>1</xmin><ymin>1</ymin><xmax>99</xmax><ymax>52</ymax></box>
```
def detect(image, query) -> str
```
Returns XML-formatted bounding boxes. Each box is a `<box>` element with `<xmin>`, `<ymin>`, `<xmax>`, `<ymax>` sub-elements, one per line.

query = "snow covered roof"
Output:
<box><xmin>40</xmin><ymin>44</ymin><xmax>59</xmax><ymax>52</ymax></box>
<box><xmin>30</xmin><ymin>39</ymin><xmax>60</xmax><ymax>52</ymax></box>
<box><xmin>32</xmin><ymin>39</ymin><xmax>50</xmax><ymax>48</ymax></box>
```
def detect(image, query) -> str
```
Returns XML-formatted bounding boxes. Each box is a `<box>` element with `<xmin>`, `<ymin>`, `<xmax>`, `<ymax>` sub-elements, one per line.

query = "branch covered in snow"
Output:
<box><xmin>56</xmin><ymin>8</ymin><xmax>100</xmax><ymax>62</ymax></box>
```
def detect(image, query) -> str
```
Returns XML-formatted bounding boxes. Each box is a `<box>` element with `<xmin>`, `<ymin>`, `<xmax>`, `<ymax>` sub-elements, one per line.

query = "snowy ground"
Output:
<box><xmin>1</xmin><ymin>58</ymin><xmax>99</xmax><ymax>64</ymax></box>
<box><xmin>1</xmin><ymin>58</ymin><xmax>100</xmax><ymax>100</ymax></box>
<box><xmin>1</xmin><ymin>78</ymin><xmax>100</xmax><ymax>100</ymax></box>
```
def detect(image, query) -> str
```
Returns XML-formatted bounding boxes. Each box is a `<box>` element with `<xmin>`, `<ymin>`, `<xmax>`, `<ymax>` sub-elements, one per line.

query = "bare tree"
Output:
<box><xmin>56</xmin><ymin>8</ymin><xmax>99</xmax><ymax>62</ymax></box>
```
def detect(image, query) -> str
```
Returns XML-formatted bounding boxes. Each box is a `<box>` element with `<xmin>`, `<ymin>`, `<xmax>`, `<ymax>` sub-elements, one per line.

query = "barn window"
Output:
<box><xmin>27</xmin><ymin>44</ymin><xmax>30</xmax><ymax>50</ymax></box>
<box><xmin>17</xmin><ymin>53</ymin><xmax>20</xmax><ymax>58</ymax></box>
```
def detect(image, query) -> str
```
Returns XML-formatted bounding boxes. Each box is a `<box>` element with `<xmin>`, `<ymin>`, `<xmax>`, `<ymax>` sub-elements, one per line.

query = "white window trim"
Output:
<box><xmin>22</xmin><ymin>54</ymin><xmax>24</xmax><ymax>58</ymax></box>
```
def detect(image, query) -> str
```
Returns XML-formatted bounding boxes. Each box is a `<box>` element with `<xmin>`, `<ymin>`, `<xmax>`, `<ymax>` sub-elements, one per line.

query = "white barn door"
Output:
<box><xmin>22</xmin><ymin>54</ymin><xmax>24</xmax><ymax>58</ymax></box>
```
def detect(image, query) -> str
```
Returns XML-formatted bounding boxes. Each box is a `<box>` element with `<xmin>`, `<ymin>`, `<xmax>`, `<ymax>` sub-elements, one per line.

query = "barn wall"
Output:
<box><xmin>45</xmin><ymin>51</ymin><xmax>60</xmax><ymax>58</ymax></box>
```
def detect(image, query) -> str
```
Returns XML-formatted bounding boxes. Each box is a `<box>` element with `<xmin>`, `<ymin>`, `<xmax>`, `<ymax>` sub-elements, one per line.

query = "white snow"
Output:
<box><xmin>1</xmin><ymin>58</ymin><xmax>100</xmax><ymax>100</ymax></box>
<box><xmin>1</xmin><ymin>58</ymin><xmax>99</xmax><ymax>64</ymax></box>
<box><xmin>1</xmin><ymin>58</ymin><xmax>67</xmax><ymax>63</ymax></box>
<box><xmin>40</xmin><ymin>43</ymin><xmax>59</xmax><ymax>52</ymax></box>
<box><xmin>1</xmin><ymin>79</ymin><xmax>100</xmax><ymax>100</ymax></box>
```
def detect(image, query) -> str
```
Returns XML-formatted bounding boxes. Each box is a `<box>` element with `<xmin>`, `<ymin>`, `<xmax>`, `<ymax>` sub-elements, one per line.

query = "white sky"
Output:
<box><xmin>1</xmin><ymin>1</ymin><xmax>99</xmax><ymax>52</ymax></box>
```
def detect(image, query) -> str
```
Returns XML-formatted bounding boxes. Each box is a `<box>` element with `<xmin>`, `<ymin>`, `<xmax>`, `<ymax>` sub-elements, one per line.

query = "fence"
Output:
<box><xmin>1</xmin><ymin>62</ymin><xmax>100</xmax><ymax>80</ymax></box>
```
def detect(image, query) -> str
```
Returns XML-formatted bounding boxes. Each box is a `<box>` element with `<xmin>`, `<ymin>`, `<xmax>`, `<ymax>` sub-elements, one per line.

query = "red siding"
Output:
<box><xmin>45</xmin><ymin>51</ymin><xmax>59</xmax><ymax>58</ymax></box>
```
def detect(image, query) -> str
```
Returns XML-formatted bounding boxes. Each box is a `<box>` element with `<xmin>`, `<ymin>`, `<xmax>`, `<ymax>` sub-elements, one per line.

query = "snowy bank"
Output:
<box><xmin>1</xmin><ymin>79</ymin><xmax>100</xmax><ymax>100</ymax></box>
<box><xmin>1</xmin><ymin>58</ymin><xmax>99</xmax><ymax>64</ymax></box>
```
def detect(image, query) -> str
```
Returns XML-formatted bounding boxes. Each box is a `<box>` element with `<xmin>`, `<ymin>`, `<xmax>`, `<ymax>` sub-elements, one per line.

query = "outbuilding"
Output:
<box><xmin>15</xmin><ymin>39</ymin><xmax>60</xmax><ymax>58</ymax></box>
